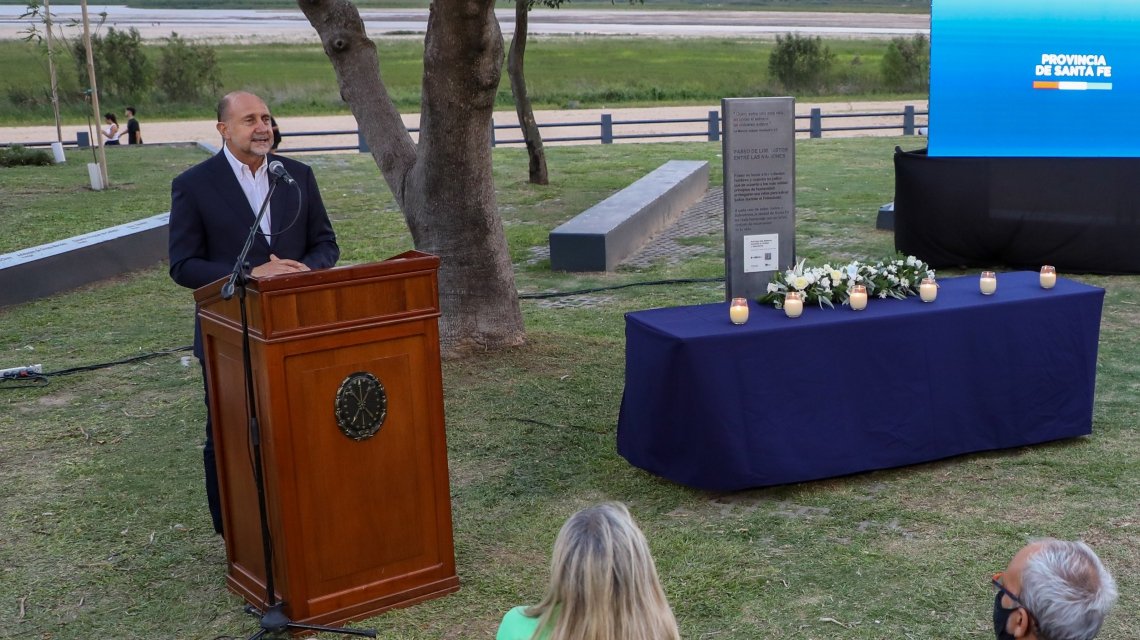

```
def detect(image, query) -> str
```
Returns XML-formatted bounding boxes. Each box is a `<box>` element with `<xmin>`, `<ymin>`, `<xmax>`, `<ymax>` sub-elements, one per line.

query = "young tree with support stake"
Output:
<box><xmin>300</xmin><ymin>0</ymin><xmax>525</xmax><ymax>357</ymax></box>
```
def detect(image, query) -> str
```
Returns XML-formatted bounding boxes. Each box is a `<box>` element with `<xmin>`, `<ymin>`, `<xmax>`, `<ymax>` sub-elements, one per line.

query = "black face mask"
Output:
<box><xmin>993</xmin><ymin>592</ymin><xmax>1017</xmax><ymax>640</ymax></box>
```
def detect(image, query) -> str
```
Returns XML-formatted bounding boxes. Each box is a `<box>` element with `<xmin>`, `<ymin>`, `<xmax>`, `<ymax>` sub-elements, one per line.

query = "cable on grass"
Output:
<box><xmin>4</xmin><ymin>279</ymin><xmax>722</xmax><ymax>391</ymax></box>
<box><xmin>517</xmin><ymin>276</ymin><xmax>724</xmax><ymax>299</ymax></box>
<box><xmin>510</xmin><ymin>417</ymin><xmax>610</xmax><ymax>435</ymax></box>
<box><xmin>0</xmin><ymin>346</ymin><xmax>192</xmax><ymax>391</ymax></box>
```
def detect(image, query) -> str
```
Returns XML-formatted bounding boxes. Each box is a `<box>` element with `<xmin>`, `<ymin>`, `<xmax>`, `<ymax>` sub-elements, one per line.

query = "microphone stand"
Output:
<box><xmin>221</xmin><ymin>172</ymin><xmax>376</xmax><ymax>639</ymax></box>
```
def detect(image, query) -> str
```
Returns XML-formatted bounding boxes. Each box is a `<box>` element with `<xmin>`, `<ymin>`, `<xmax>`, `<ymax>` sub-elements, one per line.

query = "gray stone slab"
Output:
<box><xmin>722</xmin><ymin>97</ymin><xmax>796</xmax><ymax>301</ymax></box>
<box><xmin>876</xmin><ymin>201</ymin><xmax>894</xmax><ymax>230</ymax></box>
<box><xmin>0</xmin><ymin>213</ymin><xmax>169</xmax><ymax>308</ymax></box>
<box><xmin>549</xmin><ymin>160</ymin><xmax>709</xmax><ymax>272</ymax></box>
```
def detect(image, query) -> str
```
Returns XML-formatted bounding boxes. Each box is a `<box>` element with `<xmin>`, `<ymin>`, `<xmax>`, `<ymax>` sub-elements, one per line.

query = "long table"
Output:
<box><xmin>617</xmin><ymin>271</ymin><xmax>1104</xmax><ymax>490</ymax></box>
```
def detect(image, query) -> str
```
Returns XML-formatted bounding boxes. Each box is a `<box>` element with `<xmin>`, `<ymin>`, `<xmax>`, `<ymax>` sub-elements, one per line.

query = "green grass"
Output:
<box><xmin>0</xmin><ymin>145</ymin><xmax>205</xmax><ymax>254</ymax></box>
<box><xmin>0</xmin><ymin>37</ymin><xmax>924</xmax><ymax>126</ymax></box>
<box><xmin>1</xmin><ymin>139</ymin><xmax>1136</xmax><ymax>639</ymax></box>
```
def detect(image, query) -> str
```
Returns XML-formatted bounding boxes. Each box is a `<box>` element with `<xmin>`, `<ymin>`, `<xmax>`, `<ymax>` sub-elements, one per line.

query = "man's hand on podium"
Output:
<box><xmin>251</xmin><ymin>254</ymin><xmax>310</xmax><ymax>278</ymax></box>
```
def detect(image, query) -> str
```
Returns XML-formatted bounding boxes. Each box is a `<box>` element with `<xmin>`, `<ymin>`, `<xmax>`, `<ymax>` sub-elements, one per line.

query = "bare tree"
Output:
<box><xmin>508</xmin><ymin>0</ymin><xmax>638</xmax><ymax>186</ymax></box>
<box><xmin>507</xmin><ymin>0</ymin><xmax>550</xmax><ymax>185</ymax></box>
<box><xmin>299</xmin><ymin>0</ymin><xmax>525</xmax><ymax>356</ymax></box>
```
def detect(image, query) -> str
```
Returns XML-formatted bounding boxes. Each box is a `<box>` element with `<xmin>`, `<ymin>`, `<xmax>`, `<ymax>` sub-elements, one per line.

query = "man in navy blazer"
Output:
<box><xmin>169</xmin><ymin>90</ymin><xmax>339</xmax><ymax>534</ymax></box>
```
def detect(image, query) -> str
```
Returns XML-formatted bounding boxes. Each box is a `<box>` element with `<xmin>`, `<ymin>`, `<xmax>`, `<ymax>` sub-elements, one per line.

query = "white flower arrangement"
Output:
<box><xmin>758</xmin><ymin>255</ymin><xmax>935</xmax><ymax>309</ymax></box>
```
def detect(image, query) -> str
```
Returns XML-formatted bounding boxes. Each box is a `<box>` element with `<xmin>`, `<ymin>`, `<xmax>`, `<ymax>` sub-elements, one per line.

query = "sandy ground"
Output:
<box><xmin>1</xmin><ymin>101</ymin><xmax>929</xmax><ymax>149</ymax></box>
<box><xmin>0</xmin><ymin>8</ymin><xmax>928</xmax><ymax>42</ymax></box>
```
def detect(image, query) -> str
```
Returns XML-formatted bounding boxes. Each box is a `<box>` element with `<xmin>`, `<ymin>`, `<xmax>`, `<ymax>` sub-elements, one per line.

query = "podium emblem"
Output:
<box><xmin>334</xmin><ymin>372</ymin><xmax>388</xmax><ymax>440</ymax></box>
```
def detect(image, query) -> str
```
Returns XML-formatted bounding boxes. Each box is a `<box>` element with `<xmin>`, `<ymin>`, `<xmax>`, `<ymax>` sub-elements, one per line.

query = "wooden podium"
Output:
<box><xmin>193</xmin><ymin>250</ymin><xmax>459</xmax><ymax>626</ymax></box>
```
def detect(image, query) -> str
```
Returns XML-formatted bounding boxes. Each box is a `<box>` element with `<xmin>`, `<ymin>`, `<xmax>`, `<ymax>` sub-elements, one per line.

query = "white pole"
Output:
<box><xmin>80</xmin><ymin>0</ymin><xmax>108</xmax><ymax>188</ymax></box>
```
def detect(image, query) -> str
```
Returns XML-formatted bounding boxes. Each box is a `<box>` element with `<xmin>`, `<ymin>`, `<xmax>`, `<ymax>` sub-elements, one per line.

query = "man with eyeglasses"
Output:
<box><xmin>992</xmin><ymin>539</ymin><xmax>1117</xmax><ymax>640</ymax></box>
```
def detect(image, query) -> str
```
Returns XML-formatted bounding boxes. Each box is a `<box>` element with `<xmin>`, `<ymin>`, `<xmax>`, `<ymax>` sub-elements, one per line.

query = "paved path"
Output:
<box><xmin>2</xmin><ymin>101</ymin><xmax>928</xmax><ymax>148</ymax></box>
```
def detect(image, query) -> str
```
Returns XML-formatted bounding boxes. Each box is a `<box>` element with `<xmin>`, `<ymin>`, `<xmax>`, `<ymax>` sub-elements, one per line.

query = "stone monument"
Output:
<box><xmin>722</xmin><ymin>97</ymin><xmax>796</xmax><ymax>300</ymax></box>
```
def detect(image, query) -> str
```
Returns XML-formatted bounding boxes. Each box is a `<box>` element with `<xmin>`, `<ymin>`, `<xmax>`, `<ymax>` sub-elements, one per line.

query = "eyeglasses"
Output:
<box><xmin>993</xmin><ymin>572</ymin><xmax>1037</xmax><ymax>625</ymax></box>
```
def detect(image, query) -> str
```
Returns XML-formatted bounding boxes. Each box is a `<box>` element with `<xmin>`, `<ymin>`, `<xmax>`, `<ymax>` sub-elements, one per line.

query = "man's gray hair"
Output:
<box><xmin>1021</xmin><ymin>539</ymin><xmax>1117</xmax><ymax>640</ymax></box>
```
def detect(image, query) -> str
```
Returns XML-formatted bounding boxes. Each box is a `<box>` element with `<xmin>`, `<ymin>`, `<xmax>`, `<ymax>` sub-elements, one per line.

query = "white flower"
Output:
<box><xmin>766</xmin><ymin>282</ymin><xmax>779</xmax><ymax>293</ymax></box>
<box><xmin>792</xmin><ymin>275</ymin><xmax>809</xmax><ymax>290</ymax></box>
<box><xmin>830</xmin><ymin>269</ymin><xmax>843</xmax><ymax>282</ymax></box>
<box><xmin>820</xmin><ymin>277</ymin><xmax>831</xmax><ymax>289</ymax></box>
<box><xmin>906</xmin><ymin>255</ymin><xmax>917</xmax><ymax>266</ymax></box>
<box><xmin>879</xmin><ymin>291</ymin><xmax>888</xmax><ymax>299</ymax></box>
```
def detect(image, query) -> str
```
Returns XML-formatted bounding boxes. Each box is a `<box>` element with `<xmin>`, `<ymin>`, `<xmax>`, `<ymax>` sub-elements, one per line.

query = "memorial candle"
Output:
<box><xmin>980</xmin><ymin>271</ymin><xmax>997</xmax><ymax>295</ymax></box>
<box><xmin>1040</xmin><ymin>265</ymin><xmax>1057</xmax><ymax>289</ymax></box>
<box><xmin>919</xmin><ymin>277</ymin><xmax>937</xmax><ymax>302</ymax></box>
<box><xmin>729</xmin><ymin>297</ymin><xmax>750</xmax><ymax>324</ymax></box>
<box><xmin>784</xmin><ymin>291</ymin><xmax>803</xmax><ymax>318</ymax></box>
<box><xmin>849</xmin><ymin>284</ymin><xmax>868</xmax><ymax>311</ymax></box>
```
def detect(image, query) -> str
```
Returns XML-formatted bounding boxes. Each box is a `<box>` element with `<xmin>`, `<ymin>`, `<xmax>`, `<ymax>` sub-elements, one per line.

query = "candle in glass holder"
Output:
<box><xmin>784</xmin><ymin>291</ymin><xmax>804</xmax><ymax>318</ymax></box>
<box><xmin>919</xmin><ymin>277</ymin><xmax>937</xmax><ymax>302</ymax></box>
<box><xmin>980</xmin><ymin>271</ymin><xmax>997</xmax><ymax>295</ymax></box>
<box><xmin>849</xmin><ymin>284</ymin><xmax>868</xmax><ymax>311</ymax></box>
<box><xmin>729</xmin><ymin>297</ymin><xmax>750</xmax><ymax>324</ymax></box>
<box><xmin>1040</xmin><ymin>265</ymin><xmax>1057</xmax><ymax>289</ymax></box>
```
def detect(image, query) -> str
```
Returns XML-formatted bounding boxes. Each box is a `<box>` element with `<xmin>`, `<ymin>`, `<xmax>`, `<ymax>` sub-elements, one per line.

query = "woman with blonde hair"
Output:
<box><xmin>496</xmin><ymin>502</ymin><xmax>680</xmax><ymax>640</ymax></box>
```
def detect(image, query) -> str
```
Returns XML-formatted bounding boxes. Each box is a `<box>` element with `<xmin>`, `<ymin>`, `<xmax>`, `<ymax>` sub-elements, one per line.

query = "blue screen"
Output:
<box><xmin>929</xmin><ymin>0</ymin><xmax>1140</xmax><ymax>157</ymax></box>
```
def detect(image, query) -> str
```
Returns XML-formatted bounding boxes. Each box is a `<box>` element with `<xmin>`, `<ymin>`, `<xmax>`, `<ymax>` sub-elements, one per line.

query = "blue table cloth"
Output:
<box><xmin>617</xmin><ymin>271</ymin><xmax>1104</xmax><ymax>490</ymax></box>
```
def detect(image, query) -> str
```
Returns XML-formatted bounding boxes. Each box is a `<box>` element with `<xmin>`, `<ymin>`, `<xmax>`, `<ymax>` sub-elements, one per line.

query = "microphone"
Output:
<box><xmin>268</xmin><ymin>160</ymin><xmax>296</xmax><ymax>186</ymax></box>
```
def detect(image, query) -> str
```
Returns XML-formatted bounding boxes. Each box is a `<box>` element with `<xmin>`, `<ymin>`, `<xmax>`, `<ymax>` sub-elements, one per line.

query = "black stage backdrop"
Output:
<box><xmin>893</xmin><ymin>148</ymin><xmax>1140</xmax><ymax>274</ymax></box>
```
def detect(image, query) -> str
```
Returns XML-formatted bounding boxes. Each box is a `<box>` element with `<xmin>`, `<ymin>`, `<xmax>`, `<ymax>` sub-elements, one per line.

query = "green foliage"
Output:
<box><xmin>155</xmin><ymin>32</ymin><xmax>222</xmax><ymax>102</ymax></box>
<box><xmin>70</xmin><ymin>27</ymin><xmax>152</xmax><ymax>100</ymax></box>
<box><xmin>768</xmin><ymin>33</ymin><xmax>837</xmax><ymax>93</ymax></box>
<box><xmin>880</xmin><ymin>34</ymin><xmax>929</xmax><ymax>91</ymax></box>
<box><xmin>0</xmin><ymin>143</ymin><xmax>53</xmax><ymax>167</ymax></box>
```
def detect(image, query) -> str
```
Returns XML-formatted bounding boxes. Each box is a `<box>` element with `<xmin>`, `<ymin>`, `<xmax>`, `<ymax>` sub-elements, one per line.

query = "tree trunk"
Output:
<box><xmin>507</xmin><ymin>0</ymin><xmax>549</xmax><ymax>185</ymax></box>
<box><xmin>300</xmin><ymin>0</ymin><xmax>525</xmax><ymax>357</ymax></box>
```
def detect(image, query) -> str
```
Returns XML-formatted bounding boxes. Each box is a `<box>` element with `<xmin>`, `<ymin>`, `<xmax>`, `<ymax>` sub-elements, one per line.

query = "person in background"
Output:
<box><xmin>271</xmin><ymin>115</ymin><xmax>281</xmax><ymax>151</ymax></box>
<box><xmin>496</xmin><ymin>502</ymin><xmax>681</xmax><ymax>640</ymax></box>
<box><xmin>102</xmin><ymin>113</ymin><xmax>121</xmax><ymax>145</ymax></box>
<box><xmin>168</xmin><ymin>90</ymin><xmax>339</xmax><ymax>535</ymax></box>
<box><xmin>125</xmin><ymin>107</ymin><xmax>142</xmax><ymax>144</ymax></box>
<box><xmin>992</xmin><ymin>538</ymin><xmax>1117</xmax><ymax>640</ymax></box>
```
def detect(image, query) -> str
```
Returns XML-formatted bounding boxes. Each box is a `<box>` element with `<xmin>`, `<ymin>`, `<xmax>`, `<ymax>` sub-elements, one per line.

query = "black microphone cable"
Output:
<box><xmin>0</xmin><ymin>346</ymin><xmax>193</xmax><ymax>390</ymax></box>
<box><xmin>517</xmin><ymin>276</ymin><xmax>724</xmax><ymax>299</ymax></box>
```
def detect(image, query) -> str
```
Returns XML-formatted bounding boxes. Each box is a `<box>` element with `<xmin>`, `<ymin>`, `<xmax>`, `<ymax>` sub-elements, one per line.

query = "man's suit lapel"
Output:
<box><xmin>208</xmin><ymin>151</ymin><xmax>271</xmax><ymax>251</ymax></box>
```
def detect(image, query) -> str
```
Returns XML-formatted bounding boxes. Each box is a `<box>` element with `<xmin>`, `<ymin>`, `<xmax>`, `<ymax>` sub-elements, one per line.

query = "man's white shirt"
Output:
<box><xmin>222</xmin><ymin>145</ymin><xmax>272</xmax><ymax>242</ymax></box>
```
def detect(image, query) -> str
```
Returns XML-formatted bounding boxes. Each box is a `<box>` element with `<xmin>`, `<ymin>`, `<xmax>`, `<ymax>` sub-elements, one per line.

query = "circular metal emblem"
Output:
<box><xmin>334</xmin><ymin>372</ymin><xmax>387</xmax><ymax>441</ymax></box>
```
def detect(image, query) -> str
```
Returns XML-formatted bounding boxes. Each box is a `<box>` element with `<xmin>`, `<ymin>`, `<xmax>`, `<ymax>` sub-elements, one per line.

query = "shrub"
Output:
<box><xmin>881</xmin><ymin>35</ymin><xmax>929</xmax><ymax>91</ymax></box>
<box><xmin>0</xmin><ymin>144</ymin><xmax>53</xmax><ymax>167</ymax></box>
<box><xmin>70</xmin><ymin>27</ymin><xmax>152</xmax><ymax>100</ymax></box>
<box><xmin>768</xmin><ymin>33</ymin><xmax>836</xmax><ymax>93</ymax></box>
<box><xmin>156</xmin><ymin>33</ymin><xmax>221</xmax><ymax>103</ymax></box>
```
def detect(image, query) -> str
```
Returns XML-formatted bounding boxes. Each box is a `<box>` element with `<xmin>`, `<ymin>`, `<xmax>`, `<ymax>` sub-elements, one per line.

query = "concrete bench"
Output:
<box><xmin>0</xmin><ymin>213</ymin><xmax>169</xmax><ymax>308</ymax></box>
<box><xmin>549</xmin><ymin>160</ymin><xmax>709</xmax><ymax>272</ymax></box>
